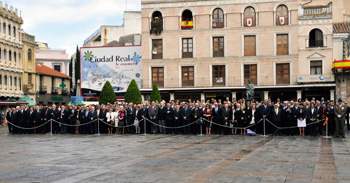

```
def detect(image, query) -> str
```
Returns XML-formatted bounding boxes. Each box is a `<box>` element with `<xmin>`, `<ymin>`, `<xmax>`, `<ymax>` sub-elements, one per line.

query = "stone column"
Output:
<box><xmin>141</xmin><ymin>95</ymin><xmax>145</xmax><ymax>102</ymax></box>
<box><xmin>231</xmin><ymin>92</ymin><xmax>237</xmax><ymax>101</ymax></box>
<box><xmin>297</xmin><ymin>90</ymin><xmax>302</xmax><ymax>100</ymax></box>
<box><xmin>201</xmin><ymin>92</ymin><xmax>205</xmax><ymax>102</ymax></box>
<box><xmin>330</xmin><ymin>89</ymin><xmax>335</xmax><ymax>101</ymax></box>
<box><xmin>263</xmin><ymin>91</ymin><xmax>269</xmax><ymax>100</ymax></box>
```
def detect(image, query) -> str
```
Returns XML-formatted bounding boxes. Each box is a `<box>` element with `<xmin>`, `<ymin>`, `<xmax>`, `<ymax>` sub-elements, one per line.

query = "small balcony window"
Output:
<box><xmin>181</xmin><ymin>10</ymin><xmax>193</xmax><ymax>30</ymax></box>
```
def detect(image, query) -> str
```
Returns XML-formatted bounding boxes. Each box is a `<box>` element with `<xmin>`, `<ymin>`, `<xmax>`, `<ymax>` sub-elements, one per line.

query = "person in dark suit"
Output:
<box><xmin>78</xmin><ymin>106</ymin><xmax>85</xmax><ymax>134</ymax></box>
<box><xmin>89</xmin><ymin>106</ymin><xmax>98</xmax><ymax>134</ymax></box>
<box><xmin>308</xmin><ymin>103</ymin><xmax>318</xmax><ymax>136</ymax></box>
<box><xmin>212</xmin><ymin>103</ymin><xmax>223</xmax><ymax>134</ymax></box>
<box><xmin>259</xmin><ymin>100</ymin><xmax>271</xmax><ymax>134</ymax></box>
<box><xmin>283</xmin><ymin>104</ymin><xmax>294</xmax><ymax>136</ymax></box>
<box><xmin>222</xmin><ymin>104</ymin><xmax>232</xmax><ymax>135</ymax></box>
<box><xmin>315</xmin><ymin>101</ymin><xmax>324</xmax><ymax>136</ymax></box>
<box><xmin>158</xmin><ymin>102</ymin><xmax>166</xmax><ymax>134</ymax></box>
<box><xmin>325</xmin><ymin>103</ymin><xmax>335</xmax><ymax>136</ymax></box>
<box><xmin>11</xmin><ymin>107</ymin><xmax>19</xmax><ymax>134</ymax></box>
<box><xmin>27</xmin><ymin>107</ymin><xmax>35</xmax><ymax>134</ymax></box>
<box><xmin>33</xmin><ymin>106</ymin><xmax>42</xmax><ymax>134</ymax></box>
<box><xmin>181</xmin><ymin>103</ymin><xmax>192</xmax><ymax>135</ymax></box>
<box><xmin>148</xmin><ymin>101</ymin><xmax>158</xmax><ymax>134</ymax></box>
<box><xmin>6</xmin><ymin>108</ymin><xmax>12</xmax><ymax>134</ymax></box>
<box><xmin>126</xmin><ymin>103</ymin><xmax>136</xmax><ymax>134</ymax></box>
<box><xmin>18</xmin><ymin>106</ymin><xmax>27</xmax><ymax>134</ymax></box>
<box><xmin>51</xmin><ymin>105</ymin><xmax>60</xmax><ymax>134</ymax></box>
<box><xmin>272</xmin><ymin>104</ymin><xmax>282</xmax><ymax>136</ymax></box>
<box><xmin>59</xmin><ymin>105</ymin><xmax>69</xmax><ymax>134</ymax></box>
<box><xmin>237</xmin><ymin>105</ymin><xmax>247</xmax><ymax>135</ymax></box>
<box><xmin>173</xmin><ymin>105</ymin><xmax>182</xmax><ymax>134</ymax></box>
<box><xmin>99</xmin><ymin>105</ymin><xmax>107</xmax><ymax>134</ymax></box>
<box><xmin>165</xmin><ymin>103</ymin><xmax>173</xmax><ymax>134</ymax></box>
<box><xmin>82</xmin><ymin>107</ymin><xmax>91</xmax><ymax>134</ymax></box>
<box><xmin>345</xmin><ymin>102</ymin><xmax>349</xmax><ymax>130</ymax></box>
<box><xmin>69</xmin><ymin>106</ymin><xmax>78</xmax><ymax>134</ymax></box>
<box><xmin>42</xmin><ymin>106</ymin><xmax>50</xmax><ymax>134</ymax></box>
<box><xmin>192</xmin><ymin>103</ymin><xmax>203</xmax><ymax>135</ymax></box>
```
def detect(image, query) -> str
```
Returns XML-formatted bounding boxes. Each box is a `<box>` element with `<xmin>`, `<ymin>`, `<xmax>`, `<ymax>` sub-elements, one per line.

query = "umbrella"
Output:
<box><xmin>247</xmin><ymin>129</ymin><xmax>257</xmax><ymax>136</ymax></box>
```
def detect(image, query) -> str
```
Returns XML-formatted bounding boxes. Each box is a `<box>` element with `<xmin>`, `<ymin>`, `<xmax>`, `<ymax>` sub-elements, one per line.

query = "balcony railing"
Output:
<box><xmin>24</xmin><ymin>84</ymin><xmax>33</xmax><ymax>94</ymax></box>
<box><xmin>150</xmin><ymin>19</ymin><xmax>163</xmax><ymax>35</ymax></box>
<box><xmin>309</xmin><ymin>40</ymin><xmax>324</xmax><ymax>48</ymax></box>
<box><xmin>39</xmin><ymin>86</ymin><xmax>47</xmax><ymax>94</ymax></box>
<box><xmin>303</xmin><ymin>6</ymin><xmax>332</xmax><ymax>16</ymax></box>
<box><xmin>52</xmin><ymin>87</ymin><xmax>59</xmax><ymax>95</ymax></box>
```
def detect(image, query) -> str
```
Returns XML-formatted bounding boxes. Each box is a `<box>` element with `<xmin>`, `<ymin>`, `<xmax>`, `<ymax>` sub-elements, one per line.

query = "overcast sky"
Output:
<box><xmin>8</xmin><ymin>0</ymin><xmax>141</xmax><ymax>56</ymax></box>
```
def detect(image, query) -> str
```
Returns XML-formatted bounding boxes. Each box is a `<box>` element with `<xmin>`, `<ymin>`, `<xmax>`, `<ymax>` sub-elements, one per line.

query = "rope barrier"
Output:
<box><xmin>145</xmin><ymin>118</ymin><xmax>200</xmax><ymax>129</ymax></box>
<box><xmin>201</xmin><ymin>118</ymin><xmax>263</xmax><ymax>130</ymax></box>
<box><xmin>99</xmin><ymin>119</ymin><xmax>143</xmax><ymax>128</ymax></box>
<box><xmin>264</xmin><ymin>118</ymin><xmax>326</xmax><ymax>130</ymax></box>
<box><xmin>6</xmin><ymin>120</ymin><xmax>51</xmax><ymax>130</ymax></box>
<box><xmin>51</xmin><ymin>119</ymin><xmax>98</xmax><ymax>127</ymax></box>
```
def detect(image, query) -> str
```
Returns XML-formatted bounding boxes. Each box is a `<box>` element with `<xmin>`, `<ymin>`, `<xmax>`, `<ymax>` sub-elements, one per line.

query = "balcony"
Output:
<box><xmin>51</xmin><ymin>87</ymin><xmax>59</xmax><ymax>95</ymax></box>
<box><xmin>300</xmin><ymin>3</ymin><xmax>332</xmax><ymax>20</ymax></box>
<box><xmin>62</xmin><ymin>89</ymin><xmax>69</xmax><ymax>95</ymax></box>
<box><xmin>309</xmin><ymin>40</ymin><xmax>324</xmax><ymax>48</ymax></box>
<box><xmin>39</xmin><ymin>86</ymin><xmax>47</xmax><ymax>94</ymax></box>
<box><xmin>150</xmin><ymin>19</ymin><xmax>163</xmax><ymax>35</ymax></box>
<box><xmin>24</xmin><ymin>84</ymin><xmax>33</xmax><ymax>94</ymax></box>
<box><xmin>181</xmin><ymin>20</ymin><xmax>193</xmax><ymax>29</ymax></box>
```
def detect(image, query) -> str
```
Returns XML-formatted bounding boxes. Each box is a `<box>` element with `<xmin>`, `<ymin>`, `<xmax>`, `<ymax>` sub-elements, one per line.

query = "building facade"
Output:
<box><xmin>83</xmin><ymin>11</ymin><xmax>141</xmax><ymax>47</ymax></box>
<box><xmin>21</xmin><ymin>32</ymin><xmax>36</xmax><ymax>102</ymax></box>
<box><xmin>35</xmin><ymin>62</ymin><xmax>71</xmax><ymax>106</ymax></box>
<box><xmin>0</xmin><ymin>2</ymin><xmax>27</xmax><ymax>111</ymax></box>
<box><xmin>140</xmin><ymin>0</ymin><xmax>344</xmax><ymax>102</ymax></box>
<box><xmin>35</xmin><ymin>43</ymin><xmax>70</xmax><ymax>76</ymax></box>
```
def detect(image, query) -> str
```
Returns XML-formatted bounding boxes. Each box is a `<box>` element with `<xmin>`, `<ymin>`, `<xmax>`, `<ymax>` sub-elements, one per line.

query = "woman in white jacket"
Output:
<box><xmin>106</xmin><ymin>108</ymin><xmax>115</xmax><ymax>134</ymax></box>
<box><xmin>113</xmin><ymin>107</ymin><xmax>119</xmax><ymax>134</ymax></box>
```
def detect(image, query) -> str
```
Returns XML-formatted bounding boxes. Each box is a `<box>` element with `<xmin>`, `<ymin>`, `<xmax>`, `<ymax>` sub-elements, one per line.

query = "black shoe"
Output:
<box><xmin>342</xmin><ymin>136</ymin><xmax>346</xmax><ymax>138</ymax></box>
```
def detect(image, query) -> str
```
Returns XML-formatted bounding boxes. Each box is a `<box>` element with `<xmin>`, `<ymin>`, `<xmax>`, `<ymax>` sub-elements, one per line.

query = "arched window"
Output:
<box><xmin>150</xmin><ymin>11</ymin><xmax>163</xmax><ymax>35</ymax></box>
<box><xmin>212</xmin><ymin>8</ymin><xmax>224</xmax><ymax>28</ymax></box>
<box><xmin>181</xmin><ymin>10</ymin><xmax>193</xmax><ymax>29</ymax></box>
<box><xmin>244</xmin><ymin>7</ymin><xmax>256</xmax><ymax>27</ymax></box>
<box><xmin>309</xmin><ymin>29</ymin><xmax>323</xmax><ymax>47</ymax></box>
<box><xmin>276</xmin><ymin>5</ymin><xmax>288</xmax><ymax>25</ymax></box>
<box><xmin>28</xmin><ymin>49</ymin><xmax>32</xmax><ymax>61</ymax></box>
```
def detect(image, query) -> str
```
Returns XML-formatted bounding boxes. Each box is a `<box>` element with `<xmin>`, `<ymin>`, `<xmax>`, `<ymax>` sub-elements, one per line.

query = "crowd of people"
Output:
<box><xmin>3</xmin><ymin>97</ymin><xmax>350</xmax><ymax>138</ymax></box>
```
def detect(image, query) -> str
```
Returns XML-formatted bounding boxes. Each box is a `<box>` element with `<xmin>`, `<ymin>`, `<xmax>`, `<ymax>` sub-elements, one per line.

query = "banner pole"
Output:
<box><xmin>323</xmin><ymin>119</ymin><xmax>331</xmax><ymax>139</ymax></box>
<box><xmin>4</xmin><ymin>121</ymin><xmax>8</xmax><ymax>136</ymax></box>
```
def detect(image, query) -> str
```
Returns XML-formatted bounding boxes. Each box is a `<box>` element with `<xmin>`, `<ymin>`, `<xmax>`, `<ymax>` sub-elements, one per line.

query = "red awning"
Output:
<box><xmin>0</xmin><ymin>101</ymin><xmax>29</xmax><ymax>106</ymax></box>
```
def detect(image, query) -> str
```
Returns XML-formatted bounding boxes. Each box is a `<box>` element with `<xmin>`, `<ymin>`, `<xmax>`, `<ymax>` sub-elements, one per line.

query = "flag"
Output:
<box><xmin>3</xmin><ymin>119</ymin><xmax>5</xmax><ymax>127</ymax></box>
<box><xmin>246</xmin><ymin>17</ymin><xmax>253</xmax><ymax>27</ymax></box>
<box><xmin>323</xmin><ymin>117</ymin><xmax>328</xmax><ymax>126</ymax></box>
<box><xmin>247</xmin><ymin>129</ymin><xmax>257</xmax><ymax>136</ymax></box>
<box><xmin>278</xmin><ymin>16</ymin><xmax>285</xmax><ymax>25</ymax></box>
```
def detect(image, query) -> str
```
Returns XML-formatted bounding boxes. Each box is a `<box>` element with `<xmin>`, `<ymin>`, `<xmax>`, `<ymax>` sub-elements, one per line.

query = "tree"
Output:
<box><xmin>99</xmin><ymin>81</ymin><xmax>117</xmax><ymax>105</ymax></box>
<box><xmin>125</xmin><ymin>79</ymin><xmax>142</xmax><ymax>104</ymax></box>
<box><xmin>150</xmin><ymin>84</ymin><xmax>161</xmax><ymax>102</ymax></box>
<box><xmin>69</xmin><ymin>57</ymin><xmax>73</xmax><ymax>93</ymax></box>
<box><xmin>73</xmin><ymin>45</ymin><xmax>80</xmax><ymax>94</ymax></box>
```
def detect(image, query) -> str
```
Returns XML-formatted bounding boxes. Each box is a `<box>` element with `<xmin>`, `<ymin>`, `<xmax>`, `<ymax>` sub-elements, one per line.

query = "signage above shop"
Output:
<box><xmin>298</xmin><ymin>74</ymin><xmax>334</xmax><ymax>83</ymax></box>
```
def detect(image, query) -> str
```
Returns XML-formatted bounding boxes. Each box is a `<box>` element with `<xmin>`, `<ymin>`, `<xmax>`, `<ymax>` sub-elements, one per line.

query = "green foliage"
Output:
<box><xmin>150</xmin><ymin>84</ymin><xmax>161</xmax><ymax>102</ymax></box>
<box><xmin>125</xmin><ymin>79</ymin><xmax>142</xmax><ymax>104</ymax></box>
<box><xmin>150</xmin><ymin>19</ymin><xmax>163</xmax><ymax>35</ymax></box>
<box><xmin>99</xmin><ymin>81</ymin><xmax>117</xmax><ymax>105</ymax></box>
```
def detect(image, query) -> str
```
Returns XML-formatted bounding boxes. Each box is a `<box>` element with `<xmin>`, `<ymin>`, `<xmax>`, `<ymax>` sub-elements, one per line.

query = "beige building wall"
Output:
<box><xmin>142</xmin><ymin>0</ymin><xmax>299</xmax><ymax>89</ymax></box>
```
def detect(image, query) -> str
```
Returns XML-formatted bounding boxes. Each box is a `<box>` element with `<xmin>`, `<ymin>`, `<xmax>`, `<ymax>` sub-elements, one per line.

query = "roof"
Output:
<box><xmin>35</xmin><ymin>62</ymin><xmax>71</xmax><ymax>79</ymax></box>
<box><xmin>35</xmin><ymin>52</ymin><xmax>69</xmax><ymax>60</ymax></box>
<box><xmin>333</xmin><ymin>22</ymin><xmax>350</xmax><ymax>33</ymax></box>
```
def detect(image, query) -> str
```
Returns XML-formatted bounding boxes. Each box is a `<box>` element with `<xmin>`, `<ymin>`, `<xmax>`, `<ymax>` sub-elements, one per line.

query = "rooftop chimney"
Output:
<box><xmin>5</xmin><ymin>3</ymin><xmax>7</xmax><ymax>10</ymax></box>
<box><xmin>10</xmin><ymin>5</ymin><xmax>13</xmax><ymax>12</ymax></box>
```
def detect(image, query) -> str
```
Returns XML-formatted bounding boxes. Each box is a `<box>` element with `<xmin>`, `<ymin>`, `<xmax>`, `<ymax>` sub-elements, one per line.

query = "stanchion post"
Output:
<box><xmin>4</xmin><ymin>120</ymin><xmax>8</xmax><ymax>135</ymax></box>
<box><xmin>97</xmin><ymin>118</ymin><xmax>100</xmax><ymax>135</ymax></box>
<box><xmin>143</xmin><ymin>118</ymin><xmax>147</xmax><ymax>135</ymax></box>
<box><xmin>323</xmin><ymin>119</ymin><xmax>331</xmax><ymax>139</ymax></box>
<box><xmin>198</xmin><ymin>118</ymin><xmax>204</xmax><ymax>136</ymax></box>
<box><xmin>50</xmin><ymin>119</ymin><xmax>53</xmax><ymax>135</ymax></box>
<box><xmin>263</xmin><ymin>118</ymin><xmax>266</xmax><ymax>137</ymax></box>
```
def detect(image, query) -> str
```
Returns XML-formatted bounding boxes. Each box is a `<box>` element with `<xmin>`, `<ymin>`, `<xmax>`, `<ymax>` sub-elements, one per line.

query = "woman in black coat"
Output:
<box><xmin>296</xmin><ymin>104</ymin><xmax>306</xmax><ymax>136</ymax></box>
<box><xmin>237</xmin><ymin>105</ymin><xmax>247</xmax><ymax>135</ymax></box>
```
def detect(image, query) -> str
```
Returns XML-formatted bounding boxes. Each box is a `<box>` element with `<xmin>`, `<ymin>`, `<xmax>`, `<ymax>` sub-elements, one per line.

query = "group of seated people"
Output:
<box><xmin>5</xmin><ymin>96</ymin><xmax>350</xmax><ymax>137</ymax></box>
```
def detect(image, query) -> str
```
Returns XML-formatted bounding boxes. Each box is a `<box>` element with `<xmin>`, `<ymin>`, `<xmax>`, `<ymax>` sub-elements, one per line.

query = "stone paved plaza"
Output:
<box><xmin>0</xmin><ymin>127</ymin><xmax>350</xmax><ymax>183</ymax></box>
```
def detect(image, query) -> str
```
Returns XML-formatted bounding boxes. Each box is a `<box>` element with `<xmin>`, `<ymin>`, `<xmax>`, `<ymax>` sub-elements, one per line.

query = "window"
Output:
<box><xmin>14</xmin><ymin>52</ymin><xmax>16</xmax><ymax>62</ymax></box>
<box><xmin>28</xmin><ymin>73</ymin><xmax>32</xmax><ymax>85</ymax></box>
<box><xmin>182</xmin><ymin>66</ymin><xmax>194</xmax><ymax>86</ymax></box>
<box><xmin>244</xmin><ymin>35</ymin><xmax>256</xmax><ymax>56</ymax></box>
<box><xmin>4</xmin><ymin>76</ymin><xmax>7</xmax><ymax>85</ymax></box>
<box><xmin>244</xmin><ymin>7</ymin><xmax>256</xmax><ymax>27</ymax></box>
<box><xmin>276</xmin><ymin>63</ymin><xmax>290</xmax><ymax>84</ymax></box>
<box><xmin>28</xmin><ymin>49</ymin><xmax>32</xmax><ymax>61</ymax></box>
<box><xmin>244</xmin><ymin>64</ymin><xmax>257</xmax><ymax>84</ymax></box>
<box><xmin>212</xmin><ymin>8</ymin><xmax>224</xmax><ymax>28</ymax></box>
<box><xmin>181</xmin><ymin>10</ymin><xmax>193</xmax><ymax>29</ymax></box>
<box><xmin>0</xmin><ymin>75</ymin><xmax>2</xmax><ymax>85</ymax></box>
<box><xmin>182</xmin><ymin>38</ymin><xmax>193</xmax><ymax>58</ymax></box>
<box><xmin>2</xmin><ymin>23</ymin><xmax>5</xmax><ymax>34</ymax></box>
<box><xmin>19</xmin><ymin>78</ymin><xmax>21</xmax><ymax>90</ymax></box>
<box><xmin>213</xmin><ymin>37</ymin><xmax>224</xmax><ymax>57</ymax></box>
<box><xmin>9</xmin><ymin>76</ymin><xmax>12</xmax><ymax>86</ymax></box>
<box><xmin>212</xmin><ymin>65</ymin><xmax>225</xmax><ymax>85</ymax></box>
<box><xmin>309</xmin><ymin>29</ymin><xmax>323</xmax><ymax>47</ymax></box>
<box><xmin>276</xmin><ymin>5</ymin><xmax>288</xmax><ymax>25</ymax></box>
<box><xmin>14</xmin><ymin>77</ymin><xmax>17</xmax><ymax>87</ymax></box>
<box><xmin>310</xmin><ymin>61</ymin><xmax>322</xmax><ymax>75</ymax></box>
<box><xmin>53</xmin><ymin>65</ymin><xmax>61</xmax><ymax>72</ymax></box>
<box><xmin>276</xmin><ymin>34</ymin><xmax>288</xmax><ymax>55</ymax></box>
<box><xmin>13</xmin><ymin>26</ymin><xmax>15</xmax><ymax>37</ymax></box>
<box><xmin>9</xmin><ymin>51</ymin><xmax>11</xmax><ymax>61</ymax></box>
<box><xmin>0</xmin><ymin>48</ymin><xmax>1</xmax><ymax>59</ymax></box>
<box><xmin>150</xmin><ymin>11</ymin><xmax>163</xmax><ymax>35</ymax></box>
<box><xmin>152</xmin><ymin>67</ymin><xmax>164</xmax><ymax>87</ymax></box>
<box><xmin>152</xmin><ymin>39</ymin><xmax>163</xmax><ymax>59</ymax></box>
<box><xmin>8</xmin><ymin>25</ymin><xmax>11</xmax><ymax>36</ymax></box>
<box><xmin>4</xmin><ymin>49</ymin><xmax>6</xmax><ymax>60</ymax></box>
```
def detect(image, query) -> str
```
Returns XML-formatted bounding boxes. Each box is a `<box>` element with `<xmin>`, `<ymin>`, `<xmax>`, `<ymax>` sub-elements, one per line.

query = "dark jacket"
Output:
<box><xmin>259</xmin><ymin>105</ymin><xmax>271</xmax><ymax>118</ymax></box>
<box><xmin>308</xmin><ymin>108</ymin><xmax>318</xmax><ymax>121</ymax></box>
<box><xmin>212</xmin><ymin>107</ymin><xmax>222</xmax><ymax>123</ymax></box>
<box><xmin>222</xmin><ymin>107</ymin><xmax>232</xmax><ymax>121</ymax></box>
<box><xmin>296</xmin><ymin>108</ymin><xmax>306</xmax><ymax>120</ymax></box>
<box><xmin>158</xmin><ymin>106</ymin><xmax>166</xmax><ymax>120</ymax></box>
<box><xmin>272</xmin><ymin>108</ymin><xmax>282</xmax><ymax>122</ymax></box>
<box><xmin>181</xmin><ymin>107</ymin><xmax>191</xmax><ymax>121</ymax></box>
<box><xmin>173</xmin><ymin>108</ymin><xmax>182</xmax><ymax>121</ymax></box>
<box><xmin>165</xmin><ymin>107</ymin><xmax>173</xmax><ymax>121</ymax></box>
<box><xmin>191</xmin><ymin>107</ymin><xmax>203</xmax><ymax>121</ymax></box>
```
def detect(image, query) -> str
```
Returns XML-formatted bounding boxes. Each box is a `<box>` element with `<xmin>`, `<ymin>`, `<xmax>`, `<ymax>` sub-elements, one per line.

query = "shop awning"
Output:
<box><xmin>333</xmin><ymin>60</ymin><xmax>350</xmax><ymax>69</ymax></box>
<box><xmin>0</xmin><ymin>101</ymin><xmax>28</xmax><ymax>106</ymax></box>
<box><xmin>19</xmin><ymin>96</ymin><xmax>36</xmax><ymax>107</ymax></box>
